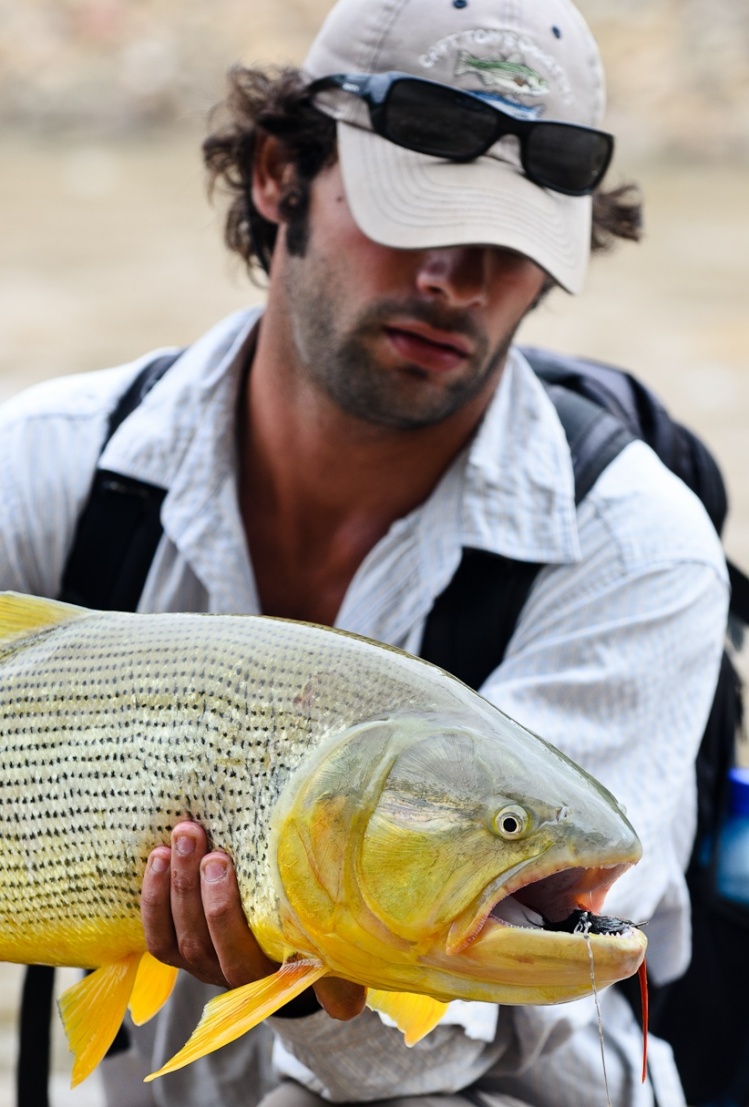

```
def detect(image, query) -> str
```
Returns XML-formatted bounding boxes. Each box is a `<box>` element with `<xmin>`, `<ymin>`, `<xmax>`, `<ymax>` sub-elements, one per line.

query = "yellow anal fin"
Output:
<box><xmin>59</xmin><ymin>954</ymin><xmax>141</xmax><ymax>1087</ymax></box>
<box><xmin>129</xmin><ymin>952</ymin><xmax>179</xmax><ymax>1026</ymax></box>
<box><xmin>367</xmin><ymin>990</ymin><xmax>450</xmax><ymax>1046</ymax></box>
<box><xmin>0</xmin><ymin>591</ymin><xmax>90</xmax><ymax>642</ymax></box>
<box><xmin>146</xmin><ymin>958</ymin><xmax>327</xmax><ymax>1082</ymax></box>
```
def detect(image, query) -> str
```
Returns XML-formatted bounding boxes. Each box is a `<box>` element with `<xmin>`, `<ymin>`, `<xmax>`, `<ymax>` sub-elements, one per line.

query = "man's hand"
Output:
<box><xmin>141</xmin><ymin>821</ymin><xmax>366</xmax><ymax>1020</ymax></box>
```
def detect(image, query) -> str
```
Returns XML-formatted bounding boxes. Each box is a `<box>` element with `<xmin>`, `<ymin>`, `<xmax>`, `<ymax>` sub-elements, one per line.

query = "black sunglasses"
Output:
<box><xmin>310</xmin><ymin>70</ymin><xmax>614</xmax><ymax>197</ymax></box>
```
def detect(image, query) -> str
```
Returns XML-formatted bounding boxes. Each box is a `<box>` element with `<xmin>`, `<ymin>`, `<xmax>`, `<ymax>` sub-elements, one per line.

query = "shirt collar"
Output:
<box><xmin>461</xmin><ymin>346</ymin><xmax>581</xmax><ymax>564</ymax></box>
<box><xmin>337</xmin><ymin>347</ymin><xmax>581</xmax><ymax>643</ymax></box>
<box><xmin>99</xmin><ymin>308</ymin><xmax>259</xmax><ymax>489</ymax></box>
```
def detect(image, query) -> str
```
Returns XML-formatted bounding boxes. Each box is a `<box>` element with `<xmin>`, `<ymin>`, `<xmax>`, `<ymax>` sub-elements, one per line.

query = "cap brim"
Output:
<box><xmin>336</xmin><ymin>122</ymin><xmax>592</xmax><ymax>295</ymax></box>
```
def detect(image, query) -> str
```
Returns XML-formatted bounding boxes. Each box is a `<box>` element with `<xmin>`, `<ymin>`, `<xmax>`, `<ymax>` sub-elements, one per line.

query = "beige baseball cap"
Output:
<box><xmin>303</xmin><ymin>0</ymin><xmax>610</xmax><ymax>294</ymax></box>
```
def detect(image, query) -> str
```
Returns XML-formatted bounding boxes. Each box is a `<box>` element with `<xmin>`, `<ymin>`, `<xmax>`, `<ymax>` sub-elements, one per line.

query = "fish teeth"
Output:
<box><xmin>489</xmin><ymin>896</ymin><xmax>544</xmax><ymax>930</ymax></box>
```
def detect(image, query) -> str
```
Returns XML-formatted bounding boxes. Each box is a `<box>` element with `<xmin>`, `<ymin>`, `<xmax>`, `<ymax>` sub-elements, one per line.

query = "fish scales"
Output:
<box><xmin>0</xmin><ymin>607</ymin><xmax>465</xmax><ymax>967</ymax></box>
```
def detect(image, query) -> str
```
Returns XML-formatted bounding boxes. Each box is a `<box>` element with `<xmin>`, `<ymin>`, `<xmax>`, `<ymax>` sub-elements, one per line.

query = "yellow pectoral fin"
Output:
<box><xmin>59</xmin><ymin>954</ymin><xmax>141</xmax><ymax>1087</ymax></box>
<box><xmin>367</xmin><ymin>990</ymin><xmax>450</xmax><ymax>1046</ymax></box>
<box><xmin>129</xmin><ymin>953</ymin><xmax>179</xmax><ymax>1026</ymax></box>
<box><xmin>145</xmin><ymin>959</ymin><xmax>328</xmax><ymax>1082</ymax></box>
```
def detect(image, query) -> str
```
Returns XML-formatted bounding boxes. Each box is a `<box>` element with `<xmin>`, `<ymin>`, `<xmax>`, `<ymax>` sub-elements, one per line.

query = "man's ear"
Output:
<box><xmin>251</xmin><ymin>133</ymin><xmax>295</xmax><ymax>224</ymax></box>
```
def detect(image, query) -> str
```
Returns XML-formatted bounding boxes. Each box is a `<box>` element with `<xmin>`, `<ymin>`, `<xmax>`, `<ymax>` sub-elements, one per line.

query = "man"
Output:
<box><xmin>0</xmin><ymin>0</ymin><xmax>727</xmax><ymax>1105</ymax></box>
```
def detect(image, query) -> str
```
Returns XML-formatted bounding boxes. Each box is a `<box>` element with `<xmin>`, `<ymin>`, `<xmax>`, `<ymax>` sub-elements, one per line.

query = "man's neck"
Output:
<box><xmin>237</xmin><ymin>316</ymin><xmax>502</xmax><ymax>625</ymax></box>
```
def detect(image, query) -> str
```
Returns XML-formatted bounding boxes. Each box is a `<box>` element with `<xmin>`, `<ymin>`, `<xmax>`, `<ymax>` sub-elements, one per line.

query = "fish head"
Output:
<box><xmin>270</xmin><ymin>709</ymin><xmax>646</xmax><ymax>1005</ymax></box>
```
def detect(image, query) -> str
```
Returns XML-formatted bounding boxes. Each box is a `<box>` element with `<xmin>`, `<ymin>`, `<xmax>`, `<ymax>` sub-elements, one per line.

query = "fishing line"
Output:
<box><xmin>576</xmin><ymin>917</ymin><xmax>612</xmax><ymax>1107</ymax></box>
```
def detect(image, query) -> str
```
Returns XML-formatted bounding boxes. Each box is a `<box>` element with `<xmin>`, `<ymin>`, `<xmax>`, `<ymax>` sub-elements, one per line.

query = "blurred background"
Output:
<box><xmin>0</xmin><ymin>0</ymin><xmax>747</xmax><ymax>1102</ymax></box>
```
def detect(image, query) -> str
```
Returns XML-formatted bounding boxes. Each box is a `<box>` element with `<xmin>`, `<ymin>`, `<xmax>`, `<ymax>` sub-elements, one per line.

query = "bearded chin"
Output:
<box><xmin>318</xmin><ymin>329</ymin><xmax>513</xmax><ymax>431</ymax></box>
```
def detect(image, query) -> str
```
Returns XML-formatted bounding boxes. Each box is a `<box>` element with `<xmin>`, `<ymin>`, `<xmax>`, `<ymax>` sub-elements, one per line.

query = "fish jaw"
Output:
<box><xmin>409</xmin><ymin>919</ymin><xmax>647</xmax><ymax>1005</ymax></box>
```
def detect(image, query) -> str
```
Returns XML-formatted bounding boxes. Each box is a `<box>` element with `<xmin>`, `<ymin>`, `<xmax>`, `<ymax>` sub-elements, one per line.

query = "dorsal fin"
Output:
<box><xmin>0</xmin><ymin>591</ymin><xmax>91</xmax><ymax>643</ymax></box>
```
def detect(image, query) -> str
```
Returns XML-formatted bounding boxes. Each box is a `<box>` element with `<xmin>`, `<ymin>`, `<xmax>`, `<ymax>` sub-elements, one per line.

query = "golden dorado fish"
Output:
<box><xmin>0</xmin><ymin>592</ymin><xmax>646</xmax><ymax>1086</ymax></box>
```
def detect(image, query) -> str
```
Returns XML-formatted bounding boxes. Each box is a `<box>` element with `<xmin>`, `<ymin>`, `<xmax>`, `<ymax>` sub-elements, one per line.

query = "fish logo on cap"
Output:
<box><xmin>454</xmin><ymin>50</ymin><xmax>549</xmax><ymax>97</ymax></box>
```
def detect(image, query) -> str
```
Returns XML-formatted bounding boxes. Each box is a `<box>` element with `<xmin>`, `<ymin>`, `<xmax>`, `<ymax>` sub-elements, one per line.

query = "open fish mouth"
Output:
<box><xmin>448</xmin><ymin>861</ymin><xmax>634</xmax><ymax>952</ymax></box>
<box><xmin>487</xmin><ymin>865</ymin><xmax>637</xmax><ymax>932</ymax></box>
<box><xmin>490</xmin><ymin>897</ymin><xmax>639</xmax><ymax>938</ymax></box>
<box><xmin>433</xmin><ymin>862</ymin><xmax>647</xmax><ymax>1003</ymax></box>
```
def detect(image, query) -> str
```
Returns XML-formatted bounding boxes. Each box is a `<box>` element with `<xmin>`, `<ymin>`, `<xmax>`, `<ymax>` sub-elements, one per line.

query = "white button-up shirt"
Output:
<box><xmin>0</xmin><ymin>308</ymin><xmax>728</xmax><ymax>1107</ymax></box>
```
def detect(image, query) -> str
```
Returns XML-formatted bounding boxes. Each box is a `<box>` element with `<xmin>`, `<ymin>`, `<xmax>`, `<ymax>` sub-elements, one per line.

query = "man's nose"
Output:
<box><xmin>415</xmin><ymin>246</ymin><xmax>490</xmax><ymax>308</ymax></box>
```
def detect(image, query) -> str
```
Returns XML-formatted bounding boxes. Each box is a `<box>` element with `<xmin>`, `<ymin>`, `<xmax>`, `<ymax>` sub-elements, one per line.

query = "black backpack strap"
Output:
<box><xmin>16</xmin><ymin>350</ymin><xmax>181</xmax><ymax>1107</ymax></box>
<box><xmin>728</xmin><ymin>560</ymin><xmax>749</xmax><ymax>627</ymax></box>
<box><xmin>15</xmin><ymin>966</ymin><xmax>55</xmax><ymax>1107</ymax></box>
<box><xmin>58</xmin><ymin>351</ymin><xmax>180</xmax><ymax>608</ymax></box>
<box><xmin>420</xmin><ymin>372</ymin><xmax>635</xmax><ymax>687</ymax></box>
<box><xmin>419</xmin><ymin>551</ymin><xmax>544</xmax><ymax>689</ymax></box>
<box><xmin>59</xmin><ymin>471</ymin><xmax>168</xmax><ymax>610</ymax></box>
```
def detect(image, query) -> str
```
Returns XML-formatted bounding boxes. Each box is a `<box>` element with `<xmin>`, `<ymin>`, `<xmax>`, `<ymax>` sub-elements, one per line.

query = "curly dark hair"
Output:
<box><xmin>203</xmin><ymin>65</ymin><xmax>643</xmax><ymax>281</ymax></box>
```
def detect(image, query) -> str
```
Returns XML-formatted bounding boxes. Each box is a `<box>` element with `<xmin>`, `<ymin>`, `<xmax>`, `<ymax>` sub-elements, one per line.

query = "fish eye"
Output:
<box><xmin>492</xmin><ymin>805</ymin><xmax>529</xmax><ymax>839</ymax></box>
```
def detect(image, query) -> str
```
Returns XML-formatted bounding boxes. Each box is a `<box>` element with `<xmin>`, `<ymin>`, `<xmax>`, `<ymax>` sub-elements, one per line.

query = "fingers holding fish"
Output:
<box><xmin>141</xmin><ymin>822</ymin><xmax>227</xmax><ymax>986</ymax></box>
<box><xmin>199</xmin><ymin>850</ymin><xmax>280</xmax><ymax>988</ymax></box>
<box><xmin>140</xmin><ymin>847</ymin><xmax>179</xmax><ymax>965</ymax></box>
<box><xmin>149</xmin><ymin>822</ymin><xmax>273</xmax><ymax>988</ymax></box>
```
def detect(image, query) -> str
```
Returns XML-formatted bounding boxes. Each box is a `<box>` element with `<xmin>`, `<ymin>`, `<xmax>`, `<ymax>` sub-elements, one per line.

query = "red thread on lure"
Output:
<box><xmin>638</xmin><ymin>958</ymin><xmax>649</xmax><ymax>1083</ymax></box>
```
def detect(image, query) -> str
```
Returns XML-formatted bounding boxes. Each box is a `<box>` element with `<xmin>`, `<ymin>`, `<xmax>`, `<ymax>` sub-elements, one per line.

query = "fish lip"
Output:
<box><xmin>446</xmin><ymin>860</ymin><xmax>635</xmax><ymax>955</ymax></box>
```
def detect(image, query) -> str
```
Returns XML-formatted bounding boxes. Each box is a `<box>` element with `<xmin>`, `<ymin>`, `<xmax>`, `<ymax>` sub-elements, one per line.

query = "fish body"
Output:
<box><xmin>0</xmin><ymin>592</ymin><xmax>646</xmax><ymax>1083</ymax></box>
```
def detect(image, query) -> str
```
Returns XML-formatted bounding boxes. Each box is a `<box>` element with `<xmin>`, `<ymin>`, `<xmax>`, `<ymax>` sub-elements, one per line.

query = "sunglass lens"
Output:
<box><xmin>384</xmin><ymin>80</ymin><xmax>497</xmax><ymax>160</ymax></box>
<box><xmin>526</xmin><ymin>126</ymin><xmax>612</xmax><ymax>194</ymax></box>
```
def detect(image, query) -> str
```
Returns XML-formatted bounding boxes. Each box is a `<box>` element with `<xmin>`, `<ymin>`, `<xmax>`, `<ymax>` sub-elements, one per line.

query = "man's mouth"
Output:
<box><xmin>384</xmin><ymin>323</ymin><xmax>474</xmax><ymax>373</ymax></box>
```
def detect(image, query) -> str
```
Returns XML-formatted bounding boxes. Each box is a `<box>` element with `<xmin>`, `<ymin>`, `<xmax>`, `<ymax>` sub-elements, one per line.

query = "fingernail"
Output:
<box><xmin>175</xmin><ymin>834</ymin><xmax>195</xmax><ymax>856</ymax></box>
<box><xmin>202</xmin><ymin>859</ymin><xmax>228</xmax><ymax>883</ymax></box>
<box><xmin>150</xmin><ymin>853</ymin><xmax>169</xmax><ymax>874</ymax></box>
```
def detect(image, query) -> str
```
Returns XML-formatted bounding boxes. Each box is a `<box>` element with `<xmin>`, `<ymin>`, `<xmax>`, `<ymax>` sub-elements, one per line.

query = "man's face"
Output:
<box><xmin>273</xmin><ymin>161</ymin><xmax>548</xmax><ymax>431</ymax></box>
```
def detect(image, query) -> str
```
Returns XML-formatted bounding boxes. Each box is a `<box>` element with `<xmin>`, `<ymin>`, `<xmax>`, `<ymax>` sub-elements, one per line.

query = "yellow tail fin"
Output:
<box><xmin>129</xmin><ymin>953</ymin><xmax>179</xmax><ymax>1026</ymax></box>
<box><xmin>59</xmin><ymin>954</ymin><xmax>141</xmax><ymax>1087</ymax></box>
<box><xmin>366</xmin><ymin>990</ymin><xmax>450</xmax><ymax>1045</ymax></box>
<box><xmin>146</xmin><ymin>959</ymin><xmax>327</xmax><ymax>1081</ymax></box>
